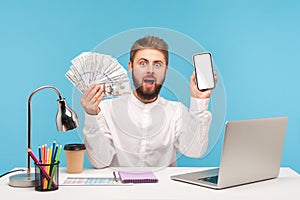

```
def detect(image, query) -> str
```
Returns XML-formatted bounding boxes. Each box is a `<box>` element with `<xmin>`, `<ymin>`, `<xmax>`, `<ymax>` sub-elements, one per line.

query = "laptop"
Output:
<box><xmin>171</xmin><ymin>116</ymin><xmax>288</xmax><ymax>189</ymax></box>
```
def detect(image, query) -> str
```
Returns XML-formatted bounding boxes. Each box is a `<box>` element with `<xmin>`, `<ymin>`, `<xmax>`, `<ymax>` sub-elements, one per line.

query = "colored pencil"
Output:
<box><xmin>47</xmin><ymin>145</ymin><xmax>62</xmax><ymax>189</ymax></box>
<box><xmin>52</xmin><ymin>144</ymin><xmax>59</xmax><ymax>164</ymax></box>
<box><xmin>51</xmin><ymin>140</ymin><xmax>56</xmax><ymax>162</ymax></box>
<box><xmin>38</xmin><ymin>146</ymin><xmax>42</xmax><ymax>163</ymax></box>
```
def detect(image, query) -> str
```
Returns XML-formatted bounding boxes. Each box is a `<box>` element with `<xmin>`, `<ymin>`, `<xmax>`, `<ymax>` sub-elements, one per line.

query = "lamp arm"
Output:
<box><xmin>28</xmin><ymin>85</ymin><xmax>63</xmax><ymax>102</ymax></box>
<box><xmin>27</xmin><ymin>85</ymin><xmax>63</xmax><ymax>175</ymax></box>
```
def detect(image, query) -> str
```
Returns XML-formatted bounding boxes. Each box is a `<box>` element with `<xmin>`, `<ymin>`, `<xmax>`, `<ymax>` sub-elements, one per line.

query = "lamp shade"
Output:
<box><xmin>56</xmin><ymin>98</ymin><xmax>79</xmax><ymax>132</ymax></box>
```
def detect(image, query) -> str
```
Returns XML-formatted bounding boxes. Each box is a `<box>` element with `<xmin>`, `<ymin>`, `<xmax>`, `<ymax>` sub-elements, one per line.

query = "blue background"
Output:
<box><xmin>1</xmin><ymin>0</ymin><xmax>300</xmax><ymax>174</ymax></box>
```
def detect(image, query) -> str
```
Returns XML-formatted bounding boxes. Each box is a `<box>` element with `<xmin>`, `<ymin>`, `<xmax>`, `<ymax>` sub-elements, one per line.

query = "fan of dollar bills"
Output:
<box><xmin>65</xmin><ymin>52</ymin><xmax>131</xmax><ymax>98</ymax></box>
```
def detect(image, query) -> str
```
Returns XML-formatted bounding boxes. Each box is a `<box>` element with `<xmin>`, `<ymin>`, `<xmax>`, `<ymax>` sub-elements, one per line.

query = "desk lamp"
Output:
<box><xmin>9</xmin><ymin>85</ymin><xmax>80</xmax><ymax>187</ymax></box>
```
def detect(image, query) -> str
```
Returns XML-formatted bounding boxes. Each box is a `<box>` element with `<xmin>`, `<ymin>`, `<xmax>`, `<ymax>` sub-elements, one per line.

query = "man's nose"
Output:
<box><xmin>147</xmin><ymin>64</ymin><xmax>154</xmax><ymax>73</ymax></box>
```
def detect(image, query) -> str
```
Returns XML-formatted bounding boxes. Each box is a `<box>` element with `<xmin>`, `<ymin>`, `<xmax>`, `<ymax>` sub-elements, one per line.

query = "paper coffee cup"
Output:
<box><xmin>64</xmin><ymin>144</ymin><xmax>86</xmax><ymax>174</ymax></box>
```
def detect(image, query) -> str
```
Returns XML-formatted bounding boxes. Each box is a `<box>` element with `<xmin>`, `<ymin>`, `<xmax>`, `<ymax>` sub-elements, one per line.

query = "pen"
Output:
<box><xmin>27</xmin><ymin>148</ymin><xmax>57</xmax><ymax>188</ymax></box>
<box><xmin>113</xmin><ymin>171</ymin><xmax>118</xmax><ymax>182</ymax></box>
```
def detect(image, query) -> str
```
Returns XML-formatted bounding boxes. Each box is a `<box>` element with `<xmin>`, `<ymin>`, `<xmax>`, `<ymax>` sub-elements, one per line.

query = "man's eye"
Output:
<box><xmin>140</xmin><ymin>61</ymin><xmax>147</xmax><ymax>67</ymax></box>
<box><xmin>154</xmin><ymin>63</ymin><xmax>162</xmax><ymax>68</ymax></box>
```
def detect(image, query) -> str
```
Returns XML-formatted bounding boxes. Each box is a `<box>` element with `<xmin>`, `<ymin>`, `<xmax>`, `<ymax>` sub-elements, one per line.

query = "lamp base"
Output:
<box><xmin>9</xmin><ymin>173</ymin><xmax>36</xmax><ymax>187</ymax></box>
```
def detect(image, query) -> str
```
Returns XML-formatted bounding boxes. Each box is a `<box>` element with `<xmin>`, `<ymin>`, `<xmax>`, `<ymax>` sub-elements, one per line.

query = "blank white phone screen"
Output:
<box><xmin>193</xmin><ymin>53</ymin><xmax>215</xmax><ymax>90</ymax></box>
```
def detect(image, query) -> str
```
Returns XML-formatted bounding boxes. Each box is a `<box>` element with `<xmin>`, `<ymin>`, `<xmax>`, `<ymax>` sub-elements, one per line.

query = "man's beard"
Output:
<box><xmin>132</xmin><ymin>71</ymin><xmax>165</xmax><ymax>101</ymax></box>
<box><xmin>135</xmin><ymin>83</ymin><xmax>163</xmax><ymax>101</ymax></box>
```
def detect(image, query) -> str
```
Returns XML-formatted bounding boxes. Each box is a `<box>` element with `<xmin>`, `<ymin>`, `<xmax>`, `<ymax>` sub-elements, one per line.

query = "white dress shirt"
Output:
<box><xmin>83</xmin><ymin>93</ymin><xmax>212</xmax><ymax>168</ymax></box>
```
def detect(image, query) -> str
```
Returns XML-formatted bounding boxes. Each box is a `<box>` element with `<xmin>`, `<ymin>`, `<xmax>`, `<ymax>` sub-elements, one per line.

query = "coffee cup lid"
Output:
<box><xmin>64</xmin><ymin>144</ymin><xmax>86</xmax><ymax>151</ymax></box>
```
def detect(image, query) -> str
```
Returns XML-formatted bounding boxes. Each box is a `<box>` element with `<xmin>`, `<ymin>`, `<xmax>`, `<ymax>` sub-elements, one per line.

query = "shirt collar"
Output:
<box><xmin>130</xmin><ymin>92</ymin><xmax>160</xmax><ymax>109</ymax></box>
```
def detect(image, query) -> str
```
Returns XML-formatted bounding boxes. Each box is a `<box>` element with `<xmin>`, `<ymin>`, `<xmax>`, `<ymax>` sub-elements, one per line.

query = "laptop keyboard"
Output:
<box><xmin>198</xmin><ymin>175</ymin><xmax>219</xmax><ymax>184</ymax></box>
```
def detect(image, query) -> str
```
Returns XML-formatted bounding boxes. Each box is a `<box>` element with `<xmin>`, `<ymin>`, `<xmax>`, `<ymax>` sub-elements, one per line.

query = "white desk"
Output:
<box><xmin>1</xmin><ymin>167</ymin><xmax>299</xmax><ymax>200</ymax></box>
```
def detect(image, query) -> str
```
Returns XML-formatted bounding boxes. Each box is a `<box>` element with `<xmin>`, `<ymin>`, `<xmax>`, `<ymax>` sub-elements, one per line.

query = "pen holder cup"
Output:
<box><xmin>34</xmin><ymin>161</ymin><xmax>59</xmax><ymax>192</ymax></box>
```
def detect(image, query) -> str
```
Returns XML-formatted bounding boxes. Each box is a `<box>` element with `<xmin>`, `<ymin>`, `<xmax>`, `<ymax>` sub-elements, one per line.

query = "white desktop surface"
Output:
<box><xmin>1</xmin><ymin>167</ymin><xmax>299</xmax><ymax>200</ymax></box>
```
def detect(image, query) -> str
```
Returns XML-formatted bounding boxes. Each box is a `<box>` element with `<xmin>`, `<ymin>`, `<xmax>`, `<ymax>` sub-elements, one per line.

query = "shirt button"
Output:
<box><xmin>141</xmin><ymin>139</ymin><xmax>146</xmax><ymax>145</ymax></box>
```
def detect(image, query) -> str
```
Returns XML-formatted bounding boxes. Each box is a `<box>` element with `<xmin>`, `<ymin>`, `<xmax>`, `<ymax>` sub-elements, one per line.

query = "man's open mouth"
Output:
<box><xmin>144</xmin><ymin>79</ymin><xmax>155</xmax><ymax>84</ymax></box>
<box><xmin>143</xmin><ymin>77</ymin><xmax>156</xmax><ymax>89</ymax></box>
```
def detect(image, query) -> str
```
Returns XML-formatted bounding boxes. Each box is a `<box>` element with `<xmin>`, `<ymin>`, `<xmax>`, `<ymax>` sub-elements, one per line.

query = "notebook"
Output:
<box><xmin>118</xmin><ymin>171</ymin><xmax>158</xmax><ymax>183</ymax></box>
<box><xmin>171</xmin><ymin>116</ymin><xmax>288</xmax><ymax>189</ymax></box>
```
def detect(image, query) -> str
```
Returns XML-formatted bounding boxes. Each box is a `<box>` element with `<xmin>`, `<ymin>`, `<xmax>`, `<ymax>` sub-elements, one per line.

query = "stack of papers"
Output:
<box><xmin>65</xmin><ymin>52</ymin><xmax>131</xmax><ymax>98</ymax></box>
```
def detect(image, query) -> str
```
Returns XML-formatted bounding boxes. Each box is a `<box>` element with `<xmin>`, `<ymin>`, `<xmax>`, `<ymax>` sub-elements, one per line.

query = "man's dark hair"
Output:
<box><xmin>130</xmin><ymin>35</ymin><xmax>169</xmax><ymax>65</ymax></box>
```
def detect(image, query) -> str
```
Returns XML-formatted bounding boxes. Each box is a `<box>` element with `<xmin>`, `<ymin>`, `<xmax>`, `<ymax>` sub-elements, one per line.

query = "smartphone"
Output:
<box><xmin>192</xmin><ymin>52</ymin><xmax>215</xmax><ymax>91</ymax></box>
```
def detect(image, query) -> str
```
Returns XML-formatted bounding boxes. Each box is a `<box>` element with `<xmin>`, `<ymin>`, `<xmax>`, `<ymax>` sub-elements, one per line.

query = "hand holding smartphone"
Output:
<box><xmin>193</xmin><ymin>52</ymin><xmax>215</xmax><ymax>91</ymax></box>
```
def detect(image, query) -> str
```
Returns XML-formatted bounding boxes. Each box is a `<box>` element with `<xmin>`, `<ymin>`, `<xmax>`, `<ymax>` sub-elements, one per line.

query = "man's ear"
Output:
<box><xmin>128</xmin><ymin>61</ymin><xmax>133</xmax><ymax>73</ymax></box>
